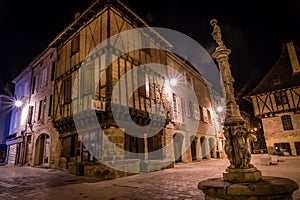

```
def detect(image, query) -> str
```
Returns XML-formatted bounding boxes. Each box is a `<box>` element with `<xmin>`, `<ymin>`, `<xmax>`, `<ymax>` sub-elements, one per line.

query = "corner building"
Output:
<box><xmin>50</xmin><ymin>0</ymin><xmax>221</xmax><ymax>178</ymax></box>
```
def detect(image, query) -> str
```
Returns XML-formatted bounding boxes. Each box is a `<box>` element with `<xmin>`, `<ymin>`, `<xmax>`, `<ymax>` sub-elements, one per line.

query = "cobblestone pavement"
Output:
<box><xmin>0</xmin><ymin>155</ymin><xmax>299</xmax><ymax>200</ymax></box>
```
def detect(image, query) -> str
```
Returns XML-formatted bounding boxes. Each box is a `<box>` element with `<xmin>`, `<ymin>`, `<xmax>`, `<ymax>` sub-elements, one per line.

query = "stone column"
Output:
<box><xmin>198</xmin><ymin>18</ymin><xmax>299</xmax><ymax>199</ymax></box>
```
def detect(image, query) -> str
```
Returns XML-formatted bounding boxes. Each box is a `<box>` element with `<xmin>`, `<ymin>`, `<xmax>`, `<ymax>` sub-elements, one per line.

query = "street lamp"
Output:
<box><xmin>216</xmin><ymin>106</ymin><xmax>223</xmax><ymax>113</ymax></box>
<box><xmin>14</xmin><ymin>100</ymin><xmax>23</xmax><ymax>108</ymax></box>
<box><xmin>170</xmin><ymin>78</ymin><xmax>177</xmax><ymax>87</ymax></box>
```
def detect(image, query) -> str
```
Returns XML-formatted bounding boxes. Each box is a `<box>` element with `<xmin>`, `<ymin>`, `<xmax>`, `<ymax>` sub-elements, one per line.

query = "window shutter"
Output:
<box><xmin>185</xmin><ymin>99</ymin><xmax>191</xmax><ymax>117</ymax></box>
<box><xmin>203</xmin><ymin>107</ymin><xmax>208</xmax><ymax>123</ymax></box>
<box><xmin>194</xmin><ymin>103</ymin><xmax>200</xmax><ymax>120</ymax></box>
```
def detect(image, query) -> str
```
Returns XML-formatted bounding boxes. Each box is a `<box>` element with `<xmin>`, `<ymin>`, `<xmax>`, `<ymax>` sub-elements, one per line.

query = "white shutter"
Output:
<box><xmin>175</xmin><ymin>96</ymin><xmax>182</xmax><ymax>123</ymax></box>
<box><xmin>203</xmin><ymin>107</ymin><xmax>208</xmax><ymax>123</ymax></box>
<box><xmin>171</xmin><ymin>94</ymin><xmax>182</xmax><ymax>123</ymax></box>
<box><xmin>172</xmin><ymin>94</ymin><xmax>178</xmax><ymax>121</ymax></box>
<box><xmin>185</xmin><ymin>99</ymin><xmax>191</xmax><ymax>117</ymax></box>
<box><xmin>194</xmin><ymin>103</ymin><xmax>200</xmax><ymax>120</ymax></box>
<box><xmin>42</xmin><ymin>68</ymin><xmax>47</xmax><ymax>87</ymax></box>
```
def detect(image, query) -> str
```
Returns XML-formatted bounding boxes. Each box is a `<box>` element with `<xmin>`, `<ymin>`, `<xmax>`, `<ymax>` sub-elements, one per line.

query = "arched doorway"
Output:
<box><xmin>35</xmin><ymin>134</ymin><xmax>50</xmax><ymax>167</ymax></box>
<box><xmin>190</xmin><ymin>136</ymin><xmax>197</xmax><ymax>161</ymax></box>
<box><xmin>200</xmin><ymin>137</ymin><xmax>207</xmax><ymax>159</ymax></box>
<box><xmin>173</xmin><ymin>133</ymin><xmax>183</xmax><ymax>162</ymax></box>
<box><xmin>209</xmin><ymin>138</ymin><xmax>215</xmax><ymax>158</ymax></box>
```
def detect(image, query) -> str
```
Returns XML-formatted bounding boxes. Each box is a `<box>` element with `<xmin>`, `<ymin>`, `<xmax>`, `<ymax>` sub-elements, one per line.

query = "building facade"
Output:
<box><xmin>244</xmin><ymin>41</ymin><xmax>300</xmax><ymax>156</ymax></box>
<box><xmin>48</xmin><ymin>0</ymin><xmax>222</xmax><ymax>178</ymax></box>
<box><xmin>5</xmin><ymin>48</ymin><xmax>60</xmax><ymax>168</ymax></box>
<box><xmin>0</xmin><ymin>92</ymin><xmax>13</xmax><ymax>164</ymax></box>
<box><xmin>6</xmin><ymin>66</ymin><xmax>32</xmax><ymax>166</ymax></box>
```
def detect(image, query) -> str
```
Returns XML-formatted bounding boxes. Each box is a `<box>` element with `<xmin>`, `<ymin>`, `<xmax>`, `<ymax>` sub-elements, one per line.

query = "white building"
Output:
<box><xmin>6</xmin><ymin>48</ymin><xmax>60</xmax><ymax>168</ymax></box>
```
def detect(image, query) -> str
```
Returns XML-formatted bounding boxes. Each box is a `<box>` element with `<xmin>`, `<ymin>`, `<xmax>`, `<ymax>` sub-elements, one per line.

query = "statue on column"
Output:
<box><xmin>210</xmin><ymin>18</ymin><xmax>226</xmax><ymax>49</ymax></box>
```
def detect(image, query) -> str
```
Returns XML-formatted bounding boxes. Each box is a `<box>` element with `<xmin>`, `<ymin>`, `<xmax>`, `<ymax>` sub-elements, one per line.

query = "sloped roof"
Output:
<box><xmin>49</xmin><ymin>0</ymin><xmax>171</xmax><ymax>48</ymax></box>
<box><xmin>244</xmin><ymin>41</ymin><xmax>300</xmax><ymax>98</ymax></box>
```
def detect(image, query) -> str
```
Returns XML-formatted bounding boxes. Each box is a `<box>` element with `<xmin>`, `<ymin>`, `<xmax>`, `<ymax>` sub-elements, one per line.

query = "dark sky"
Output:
<box><xmin>1</xmin><ymin>0</ymin><xmax>300</xmax><ymax>110</ymax></box>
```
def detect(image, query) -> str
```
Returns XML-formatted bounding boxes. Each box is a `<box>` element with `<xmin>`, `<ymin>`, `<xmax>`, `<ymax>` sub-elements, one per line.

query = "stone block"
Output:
<box><xmin>260</xmin><ymin>157</ymin><xmax>271</xmax><ymax>166</ymax></box>
<box><xmin>270</xmin><ymin>155</ymin><xmax>279</xmax><ymax>162</ymax></box>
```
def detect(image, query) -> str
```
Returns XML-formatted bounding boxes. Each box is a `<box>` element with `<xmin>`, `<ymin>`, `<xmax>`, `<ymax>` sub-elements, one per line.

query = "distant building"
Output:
<box><xmin>244</xmin><ymin>41</ymin><xmax>300</xmax><ymax>156</ymax></box>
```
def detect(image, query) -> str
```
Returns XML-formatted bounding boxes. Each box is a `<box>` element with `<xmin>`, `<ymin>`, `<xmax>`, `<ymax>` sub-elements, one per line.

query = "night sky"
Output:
<box><xmin>1</xmin><ymin>0</ymin><xmax>300</xmax><ymax>110</ymax></box>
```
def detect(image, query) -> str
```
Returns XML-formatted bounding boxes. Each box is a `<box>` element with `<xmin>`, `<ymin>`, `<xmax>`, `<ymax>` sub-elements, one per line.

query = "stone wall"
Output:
<box><xmin>262</xmin><ymin>112</ymin><xmax>300</xmax><ymax>155</ymax></box>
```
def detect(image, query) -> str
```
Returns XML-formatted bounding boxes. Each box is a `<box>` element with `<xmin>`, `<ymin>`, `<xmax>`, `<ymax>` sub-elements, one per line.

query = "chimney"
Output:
<box><xmin>286</xmin><ymin>41</ymin><xmax>300</xmax><ymax>73</ymax></box>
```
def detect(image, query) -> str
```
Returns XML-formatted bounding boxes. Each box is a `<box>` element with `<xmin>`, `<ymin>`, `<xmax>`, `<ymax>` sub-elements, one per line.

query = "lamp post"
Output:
<box><xmin>13</xmin><ymin>98</ymin><xmax>29</xmax><ymax>166</ymax></box>
<box><xmin>14</xmin><ymin>100</ymin><xmax>23</xmax><ymax>108</ymax></box>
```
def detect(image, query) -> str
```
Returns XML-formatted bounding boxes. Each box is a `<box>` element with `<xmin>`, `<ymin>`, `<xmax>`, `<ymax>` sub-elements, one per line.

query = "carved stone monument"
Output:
<box><xmin>198</xmin><ymin>18</ymin><xmax>299</xmax><ymax>200</ymax></box>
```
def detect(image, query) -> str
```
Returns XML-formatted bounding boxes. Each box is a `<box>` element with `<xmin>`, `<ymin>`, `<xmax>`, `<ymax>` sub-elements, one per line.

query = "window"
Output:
<box><xmin>48</xmin><ymin>95</ymin><xmax>53</xmax><ymax>117</ymax></box>
<box><xmin>62</xmin><ymin>77</ymin><xmax>72</xmax><ymax>104</ymax></box>
<box><xmin>71</xmin><ymin>34</ymin><xmax>80</xmax><ymax>55</ymax></box>
<box><xmin>38</xmin><ymin>100</ymin><xmax>44</xmax><ymax>121</ymax></box>
<box><xmin>51</xmin><ymin>62</ymin><xmax>55</xmax><ymax>81</ymax></box>
<box><xmin>172</xmin><ymin>94</ymin><xmax>182</xmax><ymax>123</ymax></box>
<box><xmin>185</xmin><ymin>99</ymin><xmax>191</xmax><ymax>117</ymax></box>
<box><xmin>28</xmin><ymin>106</ymin><xmax>34</xmax><ymax>124</ymax></box>
<box><xmin>24</xmin><ymin>81</ymin><xmax>29</xmax><ymax>97</ymax></box>
<box><xmin>275</xmin><ymin>91</ymin><xmax>288</xmax><ymax>106</ymax></box>
<box><xmin>281</xmin><ymin>115</ymin><xmax>293</xmax><ymax>131</ymax></box>
<box><xmin>13</xmin><ymin>111</ymin><xmax>19</xmax><ymax>129</ymax></box>
<box><xmin>188</xmin><ymin>101</ymin><xmax>193</xmax><ymax>118</ymax></box>
<box><xmin>82</xmin><ymin>132</ymin><xmax>101</xmax><ymax>162</ymax></box>
<box><xmin>148</xmin><ymin>133</ymin><xmax>163</xmax><ymax>160</ymax></box>
<box><xmin>17</xmin><ymin>85</ymin><xmax>22</xmax><ymax>99</ymax></box>
<box><xmin>31</xmin><ymin>76</ymin><xmax>36</xmax><ymax>94</ymax></box>
<box><xmin>61</xmin><ymin>136</ymin><xmax>77</xmax><ymax>158</ymax></box>
<box><xmin>194</xmin><ymin>103</ymin><xmax>200</xmax><ymax>120</ymax></box>
<box><xmin>83</xmin><ymin>65</ymin><xmax>92</xmax><ymax>94</ymax></box>
<box><xmin>41</xmin><ymin>68</ymin><xmax>47</xmax><ymax>88</ymax></box>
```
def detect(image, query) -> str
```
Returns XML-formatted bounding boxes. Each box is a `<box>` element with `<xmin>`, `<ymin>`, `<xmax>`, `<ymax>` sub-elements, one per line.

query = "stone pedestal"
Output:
<box><xmin>198</xmin><ymin>176</ymin><xmax>299</xmax><ymax>200</ymax></box>
<box><xmin>223</xmin><ymin>167</ymin><xmax>262</xmax><ymax>183</ymax></box>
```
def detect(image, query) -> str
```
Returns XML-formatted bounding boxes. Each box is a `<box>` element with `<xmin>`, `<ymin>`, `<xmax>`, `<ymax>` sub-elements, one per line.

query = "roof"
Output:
<box><xmin>48</xmin><ymin>0</ymin><xmax>172</xmax><ymax>49</ymax></box>
<box><xmin>244</xmin><ymin>41</ymin><xmax>300</xmax><ymax>98</ymax></box>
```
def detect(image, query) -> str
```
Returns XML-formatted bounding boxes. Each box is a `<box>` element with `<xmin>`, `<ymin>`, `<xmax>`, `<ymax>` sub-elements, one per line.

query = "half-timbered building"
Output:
<box><xmin>244</xmin><ymin>41</ymin><xmax>300</xmax><ymax>156</ymax></box>
<box><xmin>49</xmin><ymin>0</ymin><xmax>220</xmax><ymax>178</ymax></box>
